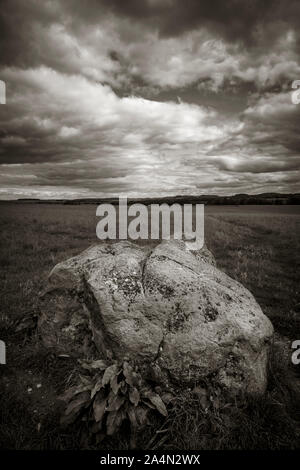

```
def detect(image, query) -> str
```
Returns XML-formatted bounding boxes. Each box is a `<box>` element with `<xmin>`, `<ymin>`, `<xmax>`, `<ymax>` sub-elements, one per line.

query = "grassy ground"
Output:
<box><xmin>0</xmin><ymin>203</ymin><xmax>300</xmax><ymax>449</ymax></box>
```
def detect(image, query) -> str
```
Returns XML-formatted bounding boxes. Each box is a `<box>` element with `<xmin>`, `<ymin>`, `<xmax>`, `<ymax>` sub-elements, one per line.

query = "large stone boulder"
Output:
<box><xmin>38</xmin><ymin>240</ymin><xmax>274</xmax><ymax>396</ymax></box>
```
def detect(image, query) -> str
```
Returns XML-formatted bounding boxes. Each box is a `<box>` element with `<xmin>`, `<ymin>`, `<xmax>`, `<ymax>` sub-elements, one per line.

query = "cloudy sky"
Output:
<box><xmin>0</xmin><ymin>0</ymin><xmax>299</xmax><ymax>199</ymax></box>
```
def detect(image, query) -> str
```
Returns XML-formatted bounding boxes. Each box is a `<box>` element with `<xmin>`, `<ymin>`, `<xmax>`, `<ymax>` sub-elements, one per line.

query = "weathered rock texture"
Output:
<box><xmin>39</xmin><ymin>240</ymin><xmax>274</xmax><ymax>396</ymax></box>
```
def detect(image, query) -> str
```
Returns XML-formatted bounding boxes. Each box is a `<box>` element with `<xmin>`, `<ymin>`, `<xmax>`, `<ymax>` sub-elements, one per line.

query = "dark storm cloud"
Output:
<box><xmin>0</xmin><ymin>1</ymin><xmax>58</xmax><ymax>67</ymax></box>
<box><xmin>74</xmin><ymin>0</ymin><xmax>300</xmax><ymax>44</ymax></box>
<box><xmin>1</xmin><ymin>0</ymin><xmax>299</xmax><ymax>91</ymax></box>
<box><xmin>0</xmin><ymin>0</ymin><xmax>299</xmax><ymax>198</ymax></box>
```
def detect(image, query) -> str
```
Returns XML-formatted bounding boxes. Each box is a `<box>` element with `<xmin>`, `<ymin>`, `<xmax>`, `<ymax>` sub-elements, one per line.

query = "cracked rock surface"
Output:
<box><xmin>38</xmin><ymin>239</ymin><xmax>274</xmax><ymax>396</ymax></box>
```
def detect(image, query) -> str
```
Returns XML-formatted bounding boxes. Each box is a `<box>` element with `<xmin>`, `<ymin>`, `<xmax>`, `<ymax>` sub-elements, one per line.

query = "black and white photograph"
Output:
<box><xmin>0</xmin><ymin>0</ymin><xmax>300</xmax><ymax>461</ymax></box>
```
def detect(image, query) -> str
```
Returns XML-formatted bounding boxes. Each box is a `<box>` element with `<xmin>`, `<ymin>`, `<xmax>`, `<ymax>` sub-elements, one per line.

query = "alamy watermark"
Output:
<box><xmin>291</xmin><ymin>340</ymin><xmax>300</xmax><ymax>365</ymax></box>
<box><xmin>291</xmin><ymin>80</ymin><xmax>300</xmax><ymax>104</ymax></box>
<box><xmin>0</xmin><ymin>79</ymin><xmax>6</xmax><ymax>104</ymax></box>
<box><xmin>96</xmin><ymin>197</ymin><xmax>204</xmax><ymax>251</ymax></box>
<box><xmin>0</xmin><ymin>340</ymin><xmax>6</xmax><ymax>365</ymax></box>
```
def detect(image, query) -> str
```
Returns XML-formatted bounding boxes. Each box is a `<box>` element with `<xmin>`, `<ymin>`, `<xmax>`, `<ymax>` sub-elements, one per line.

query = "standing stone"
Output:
<box><xmin>39</xmin><ymin>240</ymin><xmax>274</xmax><ymax>396</ymax></box>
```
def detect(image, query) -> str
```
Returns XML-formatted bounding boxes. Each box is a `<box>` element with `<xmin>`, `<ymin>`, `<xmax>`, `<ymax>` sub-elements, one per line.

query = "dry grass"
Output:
<box><xmin>0</xmin><ymin>203</ymin><xmax>299</xmax><ymax>449</ymax></box>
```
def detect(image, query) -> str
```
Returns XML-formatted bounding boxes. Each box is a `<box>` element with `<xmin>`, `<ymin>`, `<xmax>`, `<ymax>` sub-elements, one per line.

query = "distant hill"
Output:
<box><xmin>6</xmin><ymin>193</ymin><xmax>300</xmax><ymax>205</ymax></box>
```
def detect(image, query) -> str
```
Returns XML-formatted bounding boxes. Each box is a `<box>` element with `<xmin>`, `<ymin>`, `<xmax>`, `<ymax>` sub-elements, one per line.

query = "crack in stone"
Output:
<box><xmin>153</xmin><ymin>332</ymin><xmax>166</xmax><ymax>362</ymax></box>
<box><xmin>153</xmin><ymin>254</ymin><xmax>199</xmax><ymax>276</ymax></box>
<box><xmin>81</xmin><ymin>276</ymin><xmax>117</xmax><ymax>359</ymax></box>
<box><xmin>140</xmin><ymin>247</ymin><xmax>153</xmax><ymax>295</ymax></box>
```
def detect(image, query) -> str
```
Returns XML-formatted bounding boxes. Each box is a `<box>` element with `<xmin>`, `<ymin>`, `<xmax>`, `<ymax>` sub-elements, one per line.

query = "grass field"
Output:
<box><xmin>0</xmin><ymin>203</ymin><xmax>300</xmax><ymax>449</ymax></box>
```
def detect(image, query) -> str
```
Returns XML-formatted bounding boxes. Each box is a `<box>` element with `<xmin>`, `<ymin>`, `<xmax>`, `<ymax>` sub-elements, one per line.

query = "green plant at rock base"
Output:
<box><xmin>59</xmin><ymin>359</ymin><xmax>171</xmax><ymax>448</ymax></box>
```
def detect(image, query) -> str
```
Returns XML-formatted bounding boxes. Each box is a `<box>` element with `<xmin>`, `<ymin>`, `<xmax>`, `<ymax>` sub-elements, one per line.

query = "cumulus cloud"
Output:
<box><xmin>0</xmin><ymin>0</ymin><xmax>299</xmax><ymax>197</ymax></box>
<box><xmin>0</xmin><ymin>66</ymin><xmax>239</xmax><ymax>195</ymax></box>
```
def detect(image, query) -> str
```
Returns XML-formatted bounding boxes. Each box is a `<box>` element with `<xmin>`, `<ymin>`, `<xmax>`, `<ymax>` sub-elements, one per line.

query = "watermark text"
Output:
<box><xmin>96</xmin><ymin>197</ymin><xmax>204</xmax><ymax>250</ymax></box>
